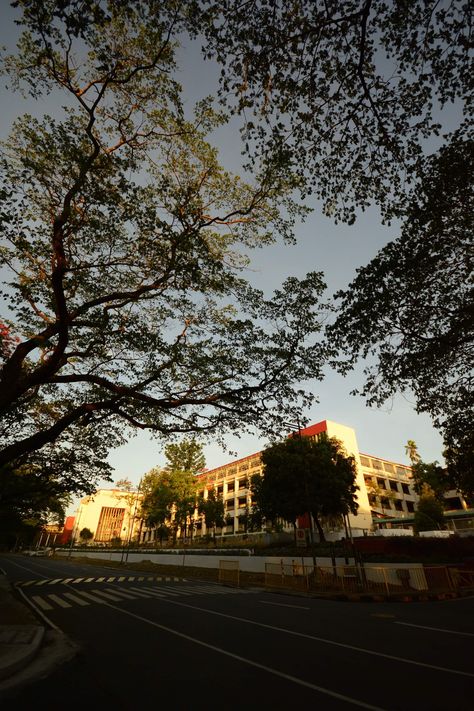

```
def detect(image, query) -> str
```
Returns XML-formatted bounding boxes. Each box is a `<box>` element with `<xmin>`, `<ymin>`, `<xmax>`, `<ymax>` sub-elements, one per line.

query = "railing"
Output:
<box><xmin>264</xmin><ymin>562</ymin><xmax>474</xmax><ymax>597</ymax></box>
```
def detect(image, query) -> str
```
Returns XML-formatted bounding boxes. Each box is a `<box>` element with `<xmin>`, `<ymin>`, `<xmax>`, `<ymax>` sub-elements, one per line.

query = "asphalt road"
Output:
<box><xmin>1</xmin><ymin>554</ymin><xmax>473</xmax><ymax>710</ymax></box>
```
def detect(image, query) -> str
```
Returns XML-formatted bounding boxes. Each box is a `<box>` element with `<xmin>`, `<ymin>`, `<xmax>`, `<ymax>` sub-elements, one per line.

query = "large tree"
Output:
<box><xmin>258</xmin><ymin>433</ymin><xmax>359</xmax><ymax>542</ymax></box>
<box><xmin>0</xmin><ymin>463</ymin><xmax>70</xmax><ymax>547</ymax></box>
<box><xmin>198</xmin><ymin>0</ymin><xmax>471</xmax><ymax>223</ymax></box>
<box><xmin>328</xmin><ymin>137</ymin><xmax>473</xmax><ymax>475</ymax></box>
<box><xmin>0</xmin><ymin>1</ymin><xmax>327</xmax><ymax>486</ymax></box>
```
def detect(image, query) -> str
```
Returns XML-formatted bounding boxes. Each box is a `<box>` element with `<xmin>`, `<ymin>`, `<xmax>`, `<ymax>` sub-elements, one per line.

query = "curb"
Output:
<box><xmin>0</xmin><ymin>626</ymin><xmax>45</xmax><ymax>681</ymax></box>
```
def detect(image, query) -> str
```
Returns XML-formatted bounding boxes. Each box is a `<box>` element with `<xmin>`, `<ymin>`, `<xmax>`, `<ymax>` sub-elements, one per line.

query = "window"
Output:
<box><xmin>396</xmin><ymin>466</ymin><xmax>408</xmax><ymax>477</ymax></box>
<box><xmin>227</xmin><ymin>482</ymin><xmax>235</xmax><ymax>492</ymax></box>
<box><xmin>238</xmin><ymin>496</ymin><xmax>247</xmax><ymax>508</ymax></box>
<box><xmin>383</xmin><ymin>463</ymin><xmax>395</xmax><ymax>474</ymax></box>
<box><xmin>217</xmin><ymin>485</ymin><xmax>223</xmax><ymax>494</ymax></box>
<box><xmin>394</xmin><ymin>500</ymin><xmax>404</xmax><ymax>511</ymax></box>
<box><xmin>444</xmin><ymin>497</ymin><xmax>463</xmax><ymax>511</ymax></box>
<box><xmin>389</xmin><ymin>481</ymin><xmax>399</xmax><ymax>492</ymax></box>
<box><xmin>376</xmin><ymin>478</ymin><xmax>386</xmax><ymax>489</ymax></box>
<box><xmin>372</xmin><ymin>459</ymin><xmax>383</xmax><ymax>470</ymax></box>
<box><xmin>360</xmin><ymin>456</ymin><xmax>370</xmax><ymax>467</ymax></box>
<box><xmin>381</xmin><ymin>497</ymin><xmax>392</xmax><ymax>509</ymax></box>
<box><xmin>406</xmin><ymin>501</ymin><xmax>415</xmax><ymax>513</ymax></box>
<box><xmin>402</xmin><ymin>483</ymin><xmax>410</xmax><ymax>495</ymax></box>
<box><xmin>238</xmin><ymin>478</ymin><xmax>246</xmax><ymax>489</ymax></box>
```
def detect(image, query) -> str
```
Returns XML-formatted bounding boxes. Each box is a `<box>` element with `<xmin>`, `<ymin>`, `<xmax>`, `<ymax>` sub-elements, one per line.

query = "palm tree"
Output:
<box><xmin>405</xmin><ymin>440</ymin><xmax>421</xmax><ymax>466</ymax></box>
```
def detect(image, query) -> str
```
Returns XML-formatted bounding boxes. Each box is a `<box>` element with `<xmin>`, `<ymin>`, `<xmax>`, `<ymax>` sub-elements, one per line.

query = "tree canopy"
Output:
<box><xmin>197</xmin><ymin>488</ymin><xmax>226</xmax><ymax>541</ymax></box>
<box><xmin>328</xmin><ymin>138</ymin><xmax>473</xmax><ymax>468</ymax></box>
<box><xmin>256</xmin><ymin>433</ymin><xmax>359</xmax><ymax>541</ymax></box>
<box><xmin>413</xmin><ymin>484</ymin><xmax>445</xmax><ymax>534</ymax></box>
<box><xmin>0</xmin><ymin>463</ymin><xmax>70</xmax><ymax>547</ymax></box>
<box><xmin>198</xmin><ymin>0</ymin><xmax>471</xmax><ymax>222</ymax></box>
<box><xmin>0</xmin><ymin>1</ymin><xmax>327</xmax><ymax>492</ymax></box>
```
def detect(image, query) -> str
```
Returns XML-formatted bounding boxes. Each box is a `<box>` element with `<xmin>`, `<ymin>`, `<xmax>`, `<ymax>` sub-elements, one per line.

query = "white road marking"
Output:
<box><xmin>395</xmin><ymin>622</ymin><xmax>474</xmax><ymax>637</ymax></box>
<box><xmin>73</xmin><ymin>590</ymin><xmax>106</xmax><ymax>605</ymax></box>
<box><xmin>101</xmin><ymin>588</ymin><xmax>138</xmax><ymax>600</ymax></box>
<box><xmin>84</xmin><ymin>577</ymin><xmax>95</xmax><ymax>583</ymax></box>
<box><xmin>138</xmin><ymin>577</ymin><xmax>145</xmax><ymax>581</ymax></box>
<box><xmin>87</xmin><ymin>599</ymin><xmax>385</xmax><ymax>711</ymax></box>
<box><xmin>31</xmin><ymin>595</ymin><xmax>53</xmax><ymax>611</ymax></box>
<box><xmin>48</xmin><ymin>578</ymin><xmax>63</xmax><ymax>585</ymax></box>
<box><xmin>62</xmin><ymin>592</ymin><xmax>90</xmax><ymax>607</ymax></box>
<box><xmin>63</xmin><ymin>578</ymin><xmax>74</xmax><ymax>584</ymax></box>
<box><xmin>145</xmin><ymin>598</ymin><xmax>474</xmax><ymax>679</ymax></box>
<box><xmin>134</xmin><ymin>586</ymin><xmax>167</xmax><ymax>598</ymax></box>
<box><xmin>259</xmin><ymin>601</ymin><xmax>310</xmax><ymax>610</ymax></box>
<box><xmin>148</xmin><ymin>585</ymin><xmax>191</xmax><ymax>597</ymax></box>
<box><xmin>96</xmin><ymin>577</ymin><xmax>106</xmax><ymax>582</ymax></box>
<box><xmin>90</xmin><ymin>589</ymin><xmax>123</xmax><ymax>602</ymax></box>
<box><xmin>48</xmin><ymin>594</ymin><xmax>72</xmax><ymax>608</ymax></box>
<box><xmin>106</xmin><ymin>577</ymin><xmax>116</xmax><ymax>582</ymax></box>
<box><xmin>127</xmin><ymin>577</ymin><xmax>136</xmax><ymax>582</ymax></box>
<box><xmin>71</xmin><ymin>578</ymin><xmax>85</xmax><ymax>584</ymax></box>
<box><xmin>118</xmin><ymin>576</ymin><xmax>126</xmax><ymax>582</ymax></box>
<box><xmin>36</xmin><ymin>580</ymin><xmax>49</xmax><ymax>586</ymax></box>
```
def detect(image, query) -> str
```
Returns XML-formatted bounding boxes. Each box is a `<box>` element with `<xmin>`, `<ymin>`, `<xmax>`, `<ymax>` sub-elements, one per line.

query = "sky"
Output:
<box><xmin>0</xmin><ymin>4</ymin><xmax>454</xmax><ymax>511</ymax></box>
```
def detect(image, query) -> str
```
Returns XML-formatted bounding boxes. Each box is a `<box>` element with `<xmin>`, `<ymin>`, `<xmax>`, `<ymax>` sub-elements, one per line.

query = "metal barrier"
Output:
<box><xmin>218</xmin><ymin>559</ymin><xmax>240</xmax><ymax>586</ymax></box>
<box><xmin>264</xmin><ymin>562</ymin><xmax>473</xmax><ymax>597</ymax></box>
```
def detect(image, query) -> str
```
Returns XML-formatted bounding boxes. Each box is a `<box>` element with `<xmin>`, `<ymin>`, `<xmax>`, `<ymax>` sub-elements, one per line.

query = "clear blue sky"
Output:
<box><xmin>0</xmin><ymin>4</ymin><xmax>453</xmax><ymax>508</ymax></box>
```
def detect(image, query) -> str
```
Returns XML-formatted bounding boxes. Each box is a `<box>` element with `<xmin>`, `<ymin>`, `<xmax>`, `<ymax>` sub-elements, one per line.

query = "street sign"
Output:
<box><xmin>296</xmin><ymin>528</ymin><xmax>307</xmax><ymax>547</ymax></box>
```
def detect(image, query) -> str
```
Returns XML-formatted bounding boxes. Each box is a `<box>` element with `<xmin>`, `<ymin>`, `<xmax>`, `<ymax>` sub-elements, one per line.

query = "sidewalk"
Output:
<box><xmin>0</xmin><ymin>574</ymin><xmax>45</xmax><ymax>683</ymax></box>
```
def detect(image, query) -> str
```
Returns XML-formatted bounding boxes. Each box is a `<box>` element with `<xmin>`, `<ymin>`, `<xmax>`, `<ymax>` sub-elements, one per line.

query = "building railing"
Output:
<box><xmin>264</xmin><ymin>562</ymin><xmax>474</xmax><ymax>597</ymax></box>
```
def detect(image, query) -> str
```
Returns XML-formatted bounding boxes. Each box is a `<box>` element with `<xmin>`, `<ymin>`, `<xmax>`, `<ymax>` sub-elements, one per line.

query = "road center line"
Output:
<box><xmin>259</xmin><ymin>601</ymin><xmax>310</xmax><ymax>610</ymax></box>
<box><xmin>395</xmin><ymin>622</ymin><xmax>474</xmax><ymax>637</ymax></box>
<box><xmin>89</xmin><ymin>599</ymin><xmax>385</xmax><ymax>711</ymax></box>
<box><xmin>135</xmin><ymin>597</ymin><xmax>474</xmax><ymax>679</ymax></box>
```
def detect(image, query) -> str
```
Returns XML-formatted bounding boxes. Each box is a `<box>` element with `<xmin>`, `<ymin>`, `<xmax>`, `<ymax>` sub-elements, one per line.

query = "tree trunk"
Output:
<box><xmin>313</xmin><ymin>514</ymin><xmax>326</xmax><ymax>543</ymax></box>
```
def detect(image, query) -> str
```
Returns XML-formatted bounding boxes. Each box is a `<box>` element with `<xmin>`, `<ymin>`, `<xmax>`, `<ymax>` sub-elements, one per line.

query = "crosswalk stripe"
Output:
<box><xmin>96</xmin><ymin>577</ymin><xmax>106</xmax><ymax>582</ymax></box>
<box><xmin>138</xmin><ymin>577</ymin><xmax>145</xmax><ymax>581</ymax></box>
<box><xmin>48</xmin><ymin>594</ymin><xmax>72</xmax><ymax>608</ymax></box>
<box><xmin>48</xmin><ymin>578</ymin><xmax>63</xmax><ymax>585</ymax></box>
<box><xmin>128</xmin><ymin>586</ymin><xmax>166</xmax><ymax>598</ymax></box>
<box><xmin>73</xmin><ymin>590</ymin><xmax>107</xmax><ymax>604</ymax></box>
<box><xmin>127</xmin><ymin>577</ymin><xmax>136</xmax><ymax>582</ymax></box>
<box><xmin>84</xmin><ymin>577</ymin><xmax>95</xmax><ymax>583</ymax></box>
<box><xmin>21</xmin><ymin>581</ymin><xmax>35</xmax><ymax>587</ymax></box>
<box><xmin>106</xmin><ymin>577</ymin><xmax>116</xmax><ymax>582</ymax></box>
<box><xmin>71</xmin><ymin>578</ymin><xmax>85</xmax><ymax>584</ymax></box>
<box><xmin>118</xmin><ymin>586</ymin><xmax>154</xmax><ymax>597</ymax></box>
<box><xmin>90</xmin><ymin>589</ymin><xmax>124</xmax><ymax>602</ymax></box>
<box><xmin>141</xmin><ymin>585</ymin><xmax>190</xmax><ymax>597</ymax></box>
<box><xmin>63</xmin><ymin>578</ymin><xmax>74</xmax><ymax>584</ymax></box>
<box><xmin>31</xmin><ymin>595</ymin><xmax>53</xmax><ymax>610</ymax></box>
<box><xmin>62</xmin><ymin>592</ymin><xmax>90</xmax><ymax>606</ymax></box>
<box><xmin>36</xmin><ymin>580</ymin><xmax>49</xmax><ymax>586</ymax></box>
<box><xmin>118</xmin><ymin>576</ymin><xmax>126</xmax><ymax>582</ymax></box>
<box><xmin>102</xmin><ymin>587</ymin><xmax>138</xmax><ymax>600</ymax></box>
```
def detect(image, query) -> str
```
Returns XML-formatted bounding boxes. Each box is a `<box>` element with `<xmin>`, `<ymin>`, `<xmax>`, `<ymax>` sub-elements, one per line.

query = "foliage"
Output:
<box><xmin>413</xmin><ymin>484</ymin><xmax>445</xmax><ymax>534</ymax></box>
<box><xmin>115</xmin><ymin>478</ymin><xmax>135</xmax><ymax>492</ymax></box>
<box><xmin>411</xmin><ymin>461</ymin><xmax>451</xmax><ymax>503</ymax></box>
<box><xmin>79</xmin><ymin>527</ymin><xmax>94</xmax><ymax>542</ymax></box>
<box><xmin>140</xmin><ymin>467</ymin><xmax>197</xmax><ymax>541</ymax></box>
<box><xmin>0</xmin><ymin>463</ymin><xmax>70</xmax><ymax>546</ymax></box>
<box><xmin>256</xmin><ymin>434</ymin><xmax>359</xmax><ymax>542</ymax></box>
<box><xmin>328</xmin><ymin>138</ymin><xmax>473</xmax><ymax>455</ymax></box>
<box><xmin>164</xmin><ymin>439</ymin><xmax>206</xmax><ymax>477</ymax></box>
<box><xmin>443</xmin><ymin>432</ymin><xmax>474</xmax><ymax>503</ymax></box>
<box><xmin>198</xmin><ymin>0</ymin><xmax>471</xmax><ymax>223</ymax></box>
<box><xmin>197</xmin><ymin>488</ymin><xmax>226</xmax><ymax>541</ymax></box>
<box><xmin>405</xmin><ymin>441</ymin><xmax>421</xmax><ymax>467</ymax></box>
<box><xmin>0</xmin><ymin>1</ymin><xmax>327</xmax><ymax>485</ymax></box>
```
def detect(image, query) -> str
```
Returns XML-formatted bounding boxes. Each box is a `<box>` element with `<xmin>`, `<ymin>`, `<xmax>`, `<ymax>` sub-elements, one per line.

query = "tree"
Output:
<box><xmin>405</xmin><ymin>441</ymin><xmax>421</xmax><ymax>467</ymax></box>
<box><xmin>0</xmin><ymin>1</ymin><xmax>327</xmax><ymax>486</ymax></box>
<box><xmin>140</xmin><ymin>467</ymin><xmax>197</xmax><ymax>543</ymax></box>
<box><xmin>79</xmin><ymin>527</ymin><xmax>94</xmax><ymax>544</ymax></box>
<box><xmin>411</xmin><ymin>461</ymin><xmax>450</xmax><ymax>503</ymax></box>
<box><xmin>164</xmin><ymin>440</ymin><xmax>206</xmax><ymax>477</ymax></box>
<box><xmin>258</xmin><ymin>434</ymin><xmax>359</xmax><ymax>542</ymax></box>
<box><xmin>0</xmin><ymin>463</ymin><xmax>70</xmax><ymax>547</ymax></box>
<box><xmin>198</xmin><ymin>1</ymin><xmax>470</xmax><ymax>223</ymax></box>
<box><xmin>197</xmin><ymin>488</ymin><xmax>226</xmax><ymax>542</ymax></box>
<box><xmin>328</xmin><ymin>138</ymin><xmax>473</xmax><ymax>461</ymax></box>
<box><xmin>413</xmin><ymin>484</ymin><xmax>445</xmax><ymax>534</ymax></box>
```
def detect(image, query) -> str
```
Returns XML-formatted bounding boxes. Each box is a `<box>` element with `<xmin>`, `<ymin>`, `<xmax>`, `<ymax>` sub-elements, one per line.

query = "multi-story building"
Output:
<box><xmin>72</xmin><ymin>419</ymin><xmax>471</xmax><ymax>544</ymax></box>
<box><xmin>72</xmin><ymin>489</ymin><xmax>142</xmax><ymax>545</ymax></box>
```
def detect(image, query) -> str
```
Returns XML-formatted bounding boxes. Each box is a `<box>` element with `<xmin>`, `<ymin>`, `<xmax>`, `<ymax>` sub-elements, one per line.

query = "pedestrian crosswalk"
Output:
<box><xmin>16</xmin><ymin>575</ymin><xmax>183</xmax><ymax>588</ymax></box>
<box><xmin>26</xmin><ymin>583</ymin><xmax>256</xmax><ymax>612</ymax></box>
